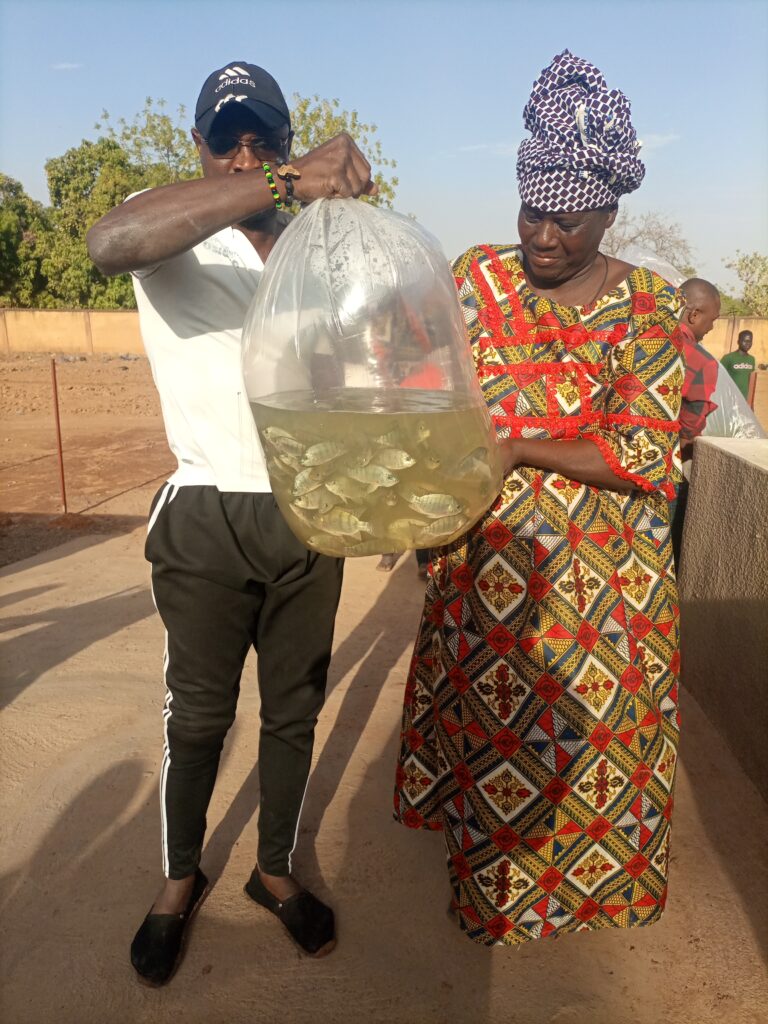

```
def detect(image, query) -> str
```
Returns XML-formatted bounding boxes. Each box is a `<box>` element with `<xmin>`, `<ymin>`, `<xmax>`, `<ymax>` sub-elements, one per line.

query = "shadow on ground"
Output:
<box><xmin>0</xmin><ymin>512</ymin><xmax>146</xmax><ymax>569</ymax></box>
<box><xmin>0</xmin><ymin>582</ymin><xmax>155</xmax><ymax>708</ymax></box>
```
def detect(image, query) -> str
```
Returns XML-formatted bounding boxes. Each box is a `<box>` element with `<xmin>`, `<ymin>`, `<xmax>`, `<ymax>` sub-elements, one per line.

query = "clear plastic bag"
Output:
<box><xmin>703</xmin><ymin>365</ymin><xmax>767</xmax><ymax>439</ymax></box>
<box><xmin>242</xmin><ymin>198</ymin><xmax>502</xmax><ymax>557</ymax></box>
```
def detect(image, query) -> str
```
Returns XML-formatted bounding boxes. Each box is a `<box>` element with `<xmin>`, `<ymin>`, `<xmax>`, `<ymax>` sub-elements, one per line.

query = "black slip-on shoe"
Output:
<box><xmin>244</xmin><ymin>870</ymin><xmax>336</xmax><ymax>957</ymax></box>
<box><xmin>130</xmin><ymin>868</ymin><xmax>209</xmax><ymax>986</ymax></box>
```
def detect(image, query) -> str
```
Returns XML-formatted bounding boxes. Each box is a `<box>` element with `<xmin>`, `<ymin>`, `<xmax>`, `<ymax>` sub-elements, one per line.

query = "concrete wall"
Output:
<box><xmin>679</xmin><ymin>437</ymin><xmax>768</xmax><ymax>799</ymax></box>
<box><xmin>1</xmin><ymin>309</ymin><xmax>144</xmax><ymax>356</ymax></box>
<box><xmin>704</xmin><ymin>316</ymin><xmax>767</xmax><ymax>364</ymax></box>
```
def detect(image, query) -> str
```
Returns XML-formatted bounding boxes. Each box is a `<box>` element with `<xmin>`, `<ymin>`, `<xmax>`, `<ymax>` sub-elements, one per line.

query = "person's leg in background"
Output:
<box><xmin>415</xmin><ymin>547</ymin><xmax>430</xmax><ymax>580</ymax></box>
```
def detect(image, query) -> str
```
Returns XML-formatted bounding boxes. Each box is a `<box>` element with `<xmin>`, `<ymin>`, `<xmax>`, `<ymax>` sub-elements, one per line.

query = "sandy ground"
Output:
<box><xmin>0</xmin><ymin>353</ymin><xmax>172</xmax><ymax>565</ymax></box>
<box><xmin>1</xmin><ymin>354</ymin><xmax>767</xmax><ymax>1024</ymax></box>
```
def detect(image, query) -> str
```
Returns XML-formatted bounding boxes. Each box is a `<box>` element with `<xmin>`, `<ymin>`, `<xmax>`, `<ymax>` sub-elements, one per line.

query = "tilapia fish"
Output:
<box><xmin>400</xmin><ymin>486</ymin><xmax>463</xmax><ymax>518</ymax></box>
<box><xmin>314</xmin><ymin>508</ymin><xmax>373</xmax><ymax>537</ymax></box>
<box><xmin>307</xmin><ymin>534</ymin><xmax>350</xmax><ymax>556</ymax></box>
<box><xmin>387</xmin><ymin>517</ymin><xmax>429</xmax><ymax>544</ymax></box>
<box><xmin>301</xmin><ymin>441</ymin><xmax>347</xmax><ymax>466</ymax></box>
<box><xmin>374</xmin><ymin>429</ymin><xmax>402</xmax><ymax>448</ymax></box>
<box><xmin>372</xmin><ymin>447</ymin><xmax>416</xmax><ymax>470</ymax></box>
<box><xmin>292</xmin><ymin>466</ymin><xmax>326</xmax><ymax>496</ymax></box>
<box><xmin>415</xmin><ymin>514</ymin><xmax>469</xmax><ymax>543</ymax></box>
<box><xmin>457</xmin><ymin>446</ymin><xmax>492</xmax><ymax>480</ymax></box>
<box><xmin>325</xmin><ymin>474</ymin><xmax>377</xmax><ymax>503</ymax></box>
<box><xmin>343</xmin><ymin>463</ymin><xmax>398</xmax><ymax>487</ymax></box>
<box><xmin>262</xmin><ymin>427</ymin><xmax>305</xmax><ymax>458</ymax></box>
<box><xmin>293</xmin><ymin>486</ymin><xmax>338</xmax><ymax>512</ymax></box>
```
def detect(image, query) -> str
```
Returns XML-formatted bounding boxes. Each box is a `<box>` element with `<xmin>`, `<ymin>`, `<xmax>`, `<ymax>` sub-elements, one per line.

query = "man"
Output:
<box><xmin>721</xmin><ymin>329</ymin><xmax>756</xmax><ymax>400</ymax></box>
<box><xmin>87</xmin><ymin>61</ymin><xmax>376</xmax><ymax>986</ymax></box>
<box><xmin>672</xmin><ymin>278</ymin><xmax>721</xmax><ymax>566</ymax></box>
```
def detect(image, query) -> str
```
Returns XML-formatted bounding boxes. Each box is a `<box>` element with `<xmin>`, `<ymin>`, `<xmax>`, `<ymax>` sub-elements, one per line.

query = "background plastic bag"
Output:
<box><xmin>703</xmin><ymin>365</ymin><xmax>767</xmax><ymax>439</ymax></box>
<box><xmin>242</xmin><ymin>198</ymin><xmax>502</xmax><ymax>557</ymax></box>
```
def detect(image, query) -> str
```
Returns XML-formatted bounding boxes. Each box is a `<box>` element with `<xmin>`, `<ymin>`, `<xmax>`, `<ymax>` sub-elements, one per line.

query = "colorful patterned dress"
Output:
<box><xmin>394</xmin><ymin>245</ymin><xmax>684</xmax><ymax>947</ymax></box>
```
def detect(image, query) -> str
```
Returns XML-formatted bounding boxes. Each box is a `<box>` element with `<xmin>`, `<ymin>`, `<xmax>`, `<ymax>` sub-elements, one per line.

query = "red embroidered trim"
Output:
<box><xmin>477</xmin><ymin>362</ymin><xmax>603</xmax><ymax>378</ymax></box>
<box><xmin>492</xmin><ymin>417</ymin><xmax>597</xmax><ymax>439</ymax></box>
<box><xmin>582</xmin><ymin>433</ymin><xmax>657</xmax><ymax>494</ymax></box>
<box><xmin>469</xmin><ymin>255</ymin><xmax>508</xmax><ymax>339</ymax></box>
<box><xmin>491</xmin><ymin>411</ymin><xmax>680</xmax><ymax>433</ymax></box>
<box><xmin>478</xmin><ymin>245</ymin><xmax>536</xmax><ymax>341</ymax></box>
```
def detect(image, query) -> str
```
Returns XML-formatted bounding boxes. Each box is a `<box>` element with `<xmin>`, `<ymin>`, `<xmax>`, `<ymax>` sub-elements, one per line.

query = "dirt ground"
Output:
<box><xmin>1</xmin><ymin>353</ymin><xmax>767</xmax><ymax>1024</ymax></box>
<box><xmin>0</xmin><ymin>353</ymin><xmax>172</xmax><ymax>566</ymax></box>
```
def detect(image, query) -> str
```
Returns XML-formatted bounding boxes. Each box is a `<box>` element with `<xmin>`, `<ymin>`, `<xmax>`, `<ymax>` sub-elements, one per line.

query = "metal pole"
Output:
<box><xmin>50</xmin><ymin>356</ymin><xmax>68</xmax><ymax>514</ymax></box>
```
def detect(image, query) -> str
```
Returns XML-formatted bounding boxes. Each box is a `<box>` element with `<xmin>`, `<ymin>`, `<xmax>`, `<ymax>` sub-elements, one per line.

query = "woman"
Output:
<box><xmin>394</xmin><ymin>51</ymin><xmax>684</xmax><ymax>946</ymax></box>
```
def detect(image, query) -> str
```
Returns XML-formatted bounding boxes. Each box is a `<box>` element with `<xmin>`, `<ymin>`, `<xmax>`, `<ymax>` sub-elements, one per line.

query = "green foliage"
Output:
<box><xmin>717</xmin><ymin>290</ymin><xmax>754</xmax><ymax>317</ymax></box>
<box><xmin>289</xmin><ymin>94</ymin><xmax>398</xmax><ymax>209</ymax></box>
<box><xmin>723</xmin><ymin>251</ymin><xmax>768</xmax><ymax>317</ymax></box>
<box><xmin>0</xmin><ymin>174</ymin><xmax>50</xmax><ymax>307</ymax></box>
<box><xmin>37</xmin><ymin>137</ymin><xmax>145</xmax><ymax>308</ymax></box>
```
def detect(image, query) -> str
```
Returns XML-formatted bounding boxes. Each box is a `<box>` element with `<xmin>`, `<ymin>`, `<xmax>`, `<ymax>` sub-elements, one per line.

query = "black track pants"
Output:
<box><xmin>145</xmin><ymin>484</ymin><xmax>344</xmax><ymax>879</ymax></box>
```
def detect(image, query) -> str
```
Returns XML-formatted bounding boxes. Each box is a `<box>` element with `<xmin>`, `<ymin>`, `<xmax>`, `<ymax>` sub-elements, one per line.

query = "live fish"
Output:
<box><xmin>307</xmin><ymin>534</ymin><xmax>350</xmax><ymax>556</ymax></box>
<box><xmin>344</xmin><ymin>463</ymin><xmax>398</xmax><ymax>487</ymax></box>
<box><xmin>402</xmin><ymin>488</ymin><xmax>463</xmax><ymax>518</ymax></box>
<box><xmin>415</xmin><ymin>514</ymin><xmax>469</xmax><ymax>543</ymax></box>
<box><xmin>292</xmin><ymin>466</ymin><xmax>326</xmax><ymax>496</ymax></box>
<box><xmin>288</xmin><ymin>503</ymin><xmax>316</xmax><ymax>527</ymax></box>
<box><xmin>325</xmin><ymin>474</ymin><xmax>377</xmax><ymax>503</ymax></box>
<box><xmin>374</xmin><ymin>429</ymin><xmax>402</xmax><ymax>448</ymax></box>
<box><xmin>314</xmin><ymin>508</ymin><xmax>373</xmax><ymax>536</ymax></box>
<box><xmin>457</xmin><ymin>446</ymin><xmax>492</xmax><ymax>480</ymax></box>
<box><xmin>421</xmin><ymin>449</ymin><xmax>442</xmax><ymax>470</ymax></box>
<box><xmin>388</xmin><ymin>517</ymin><xmax>430</xmax><ymax>544</ymax></box>
<box><xmin>301</xmin><ymin>441</ymin><xmax>346</xmax><ymax>466</ymax></box>
<box><xmin>262</xmin><ymin>426</ymin><xmax>305</xmax><ymax>458</ymax></box>
<box><xmin>372</xmin><ymin>447</ymin><xmax>416</xmax><ymax>470</ymax></box>
<box><xmin>293</xmin><ymin>486</ymin><xmax>338</xmax><ymax>512</ymax></box>
<box><xmin>348</xmin><ymin>539</ymin><xmax>389</xmax><ymax>556</ymax></box>
<box><xmin>341</xmin><ymin>446</ymin><xmax>375</xmax><ymax>469</ymax></box>
<box><xmin>277</xmin><ymin>452</ymin><xmax>302</xmax><ymax>472</ymax></box>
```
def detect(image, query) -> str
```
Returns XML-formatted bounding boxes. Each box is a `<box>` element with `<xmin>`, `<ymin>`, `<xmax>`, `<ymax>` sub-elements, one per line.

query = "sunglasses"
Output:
<box><xmin>203</xmin><ymin>133</ymin><xmax>288</xmax><ymax>160</ymax></box>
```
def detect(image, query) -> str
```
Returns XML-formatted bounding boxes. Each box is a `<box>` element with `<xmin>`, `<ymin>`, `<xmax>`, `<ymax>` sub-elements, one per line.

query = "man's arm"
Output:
<box><xmin>87</xmin><ymin>133</ymin><xmax>376</xmax><ymax>277</ymax></box>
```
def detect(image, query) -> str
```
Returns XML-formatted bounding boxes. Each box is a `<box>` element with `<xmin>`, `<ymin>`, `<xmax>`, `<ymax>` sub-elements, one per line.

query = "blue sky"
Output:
<box><xmin>1</xmin><ymin>0</ymin><xmax>766</xmax><ymax>293</ymax></box>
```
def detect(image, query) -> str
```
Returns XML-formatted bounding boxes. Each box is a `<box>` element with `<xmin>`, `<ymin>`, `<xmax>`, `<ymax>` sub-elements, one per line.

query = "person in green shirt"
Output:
<box><xmin>721</xmin><ymin>330</ymin><xmax>756</xmax><ymax>399</ymax></box>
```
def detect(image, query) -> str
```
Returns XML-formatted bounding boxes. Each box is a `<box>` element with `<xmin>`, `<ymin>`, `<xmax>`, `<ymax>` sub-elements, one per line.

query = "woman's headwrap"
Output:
<box><xmin>517</xmin><ymin>50</ymin><xmax>645</xmax><ymax>212</ymax></box>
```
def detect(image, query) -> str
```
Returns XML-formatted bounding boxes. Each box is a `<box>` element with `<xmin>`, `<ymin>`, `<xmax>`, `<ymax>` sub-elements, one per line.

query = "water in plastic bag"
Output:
<box><xmin>242</xmin><ymin>198</ymin><xmax>502</xmax><ymax>557</ymax></box>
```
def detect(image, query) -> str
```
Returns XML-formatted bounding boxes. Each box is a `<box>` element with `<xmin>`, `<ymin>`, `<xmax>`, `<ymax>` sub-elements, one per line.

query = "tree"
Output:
<box><xmin>36</xmin><ymin>137</ymin><xmax>146</xmax><ymax>308</ymax></box>
<box><xmin>0</xmin><ymin>174</ymin><xmax>50</xmax><ymax>307</ymax></box>
<box><xmin>27</xmin><ymin>100</ymin><xmax>200</xmax><ymax>309</ymax></box>
<box><xmin>716</xmin><ymin>290</ymin><xmax>753</xmax><ymax>317</ymax></box>
<box><xmin>289</xmin><ymin>94</ymin><xmax>398</xmax><ymax>208</ymax></box>
<box><xmin>723</xmin><ymin>251</ymin><xmax>768</xmax><ymax>317</ymax></box>
<box><xmin>95</xmin><ymin>97</ymin><xmax>200</xmax><ymax>186</ymax></box>
<box><xmin>603</xmin><ymin>209</ymin><xmax>695</xmax><ymax>276</ymax></box>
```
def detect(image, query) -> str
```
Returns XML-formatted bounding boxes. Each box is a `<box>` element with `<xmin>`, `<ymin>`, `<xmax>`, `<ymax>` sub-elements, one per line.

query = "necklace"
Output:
<box><xmin>586</xmin><ymin>252</ymin><xmax>609</xmax><ymax>307</ymax></box>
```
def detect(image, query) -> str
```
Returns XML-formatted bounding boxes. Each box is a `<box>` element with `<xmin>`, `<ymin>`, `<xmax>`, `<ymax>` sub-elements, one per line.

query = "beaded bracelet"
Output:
<box><xmin>276</xmin><ymin>163</ymin><xmax>301</xmax><ymax>208</ymax></box>
<box><xmin>261</xmin><ymin>162</ymin><xmax>284</xmax><ymax>210</ymax></box>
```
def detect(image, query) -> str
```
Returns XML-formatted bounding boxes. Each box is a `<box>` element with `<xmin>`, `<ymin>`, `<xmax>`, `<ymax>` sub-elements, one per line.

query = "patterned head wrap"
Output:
<box><xmin>517</xmin><ymin>50</ymin><xmax>645</xmax><ymax>212</ymax></box>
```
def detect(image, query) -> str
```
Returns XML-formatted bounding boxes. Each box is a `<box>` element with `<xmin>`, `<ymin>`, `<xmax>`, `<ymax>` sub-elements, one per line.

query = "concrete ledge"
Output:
<box><xmin>680</xmin><ymin>437</ymin><xmax>768</xmax><ymax>799</ymax></box>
